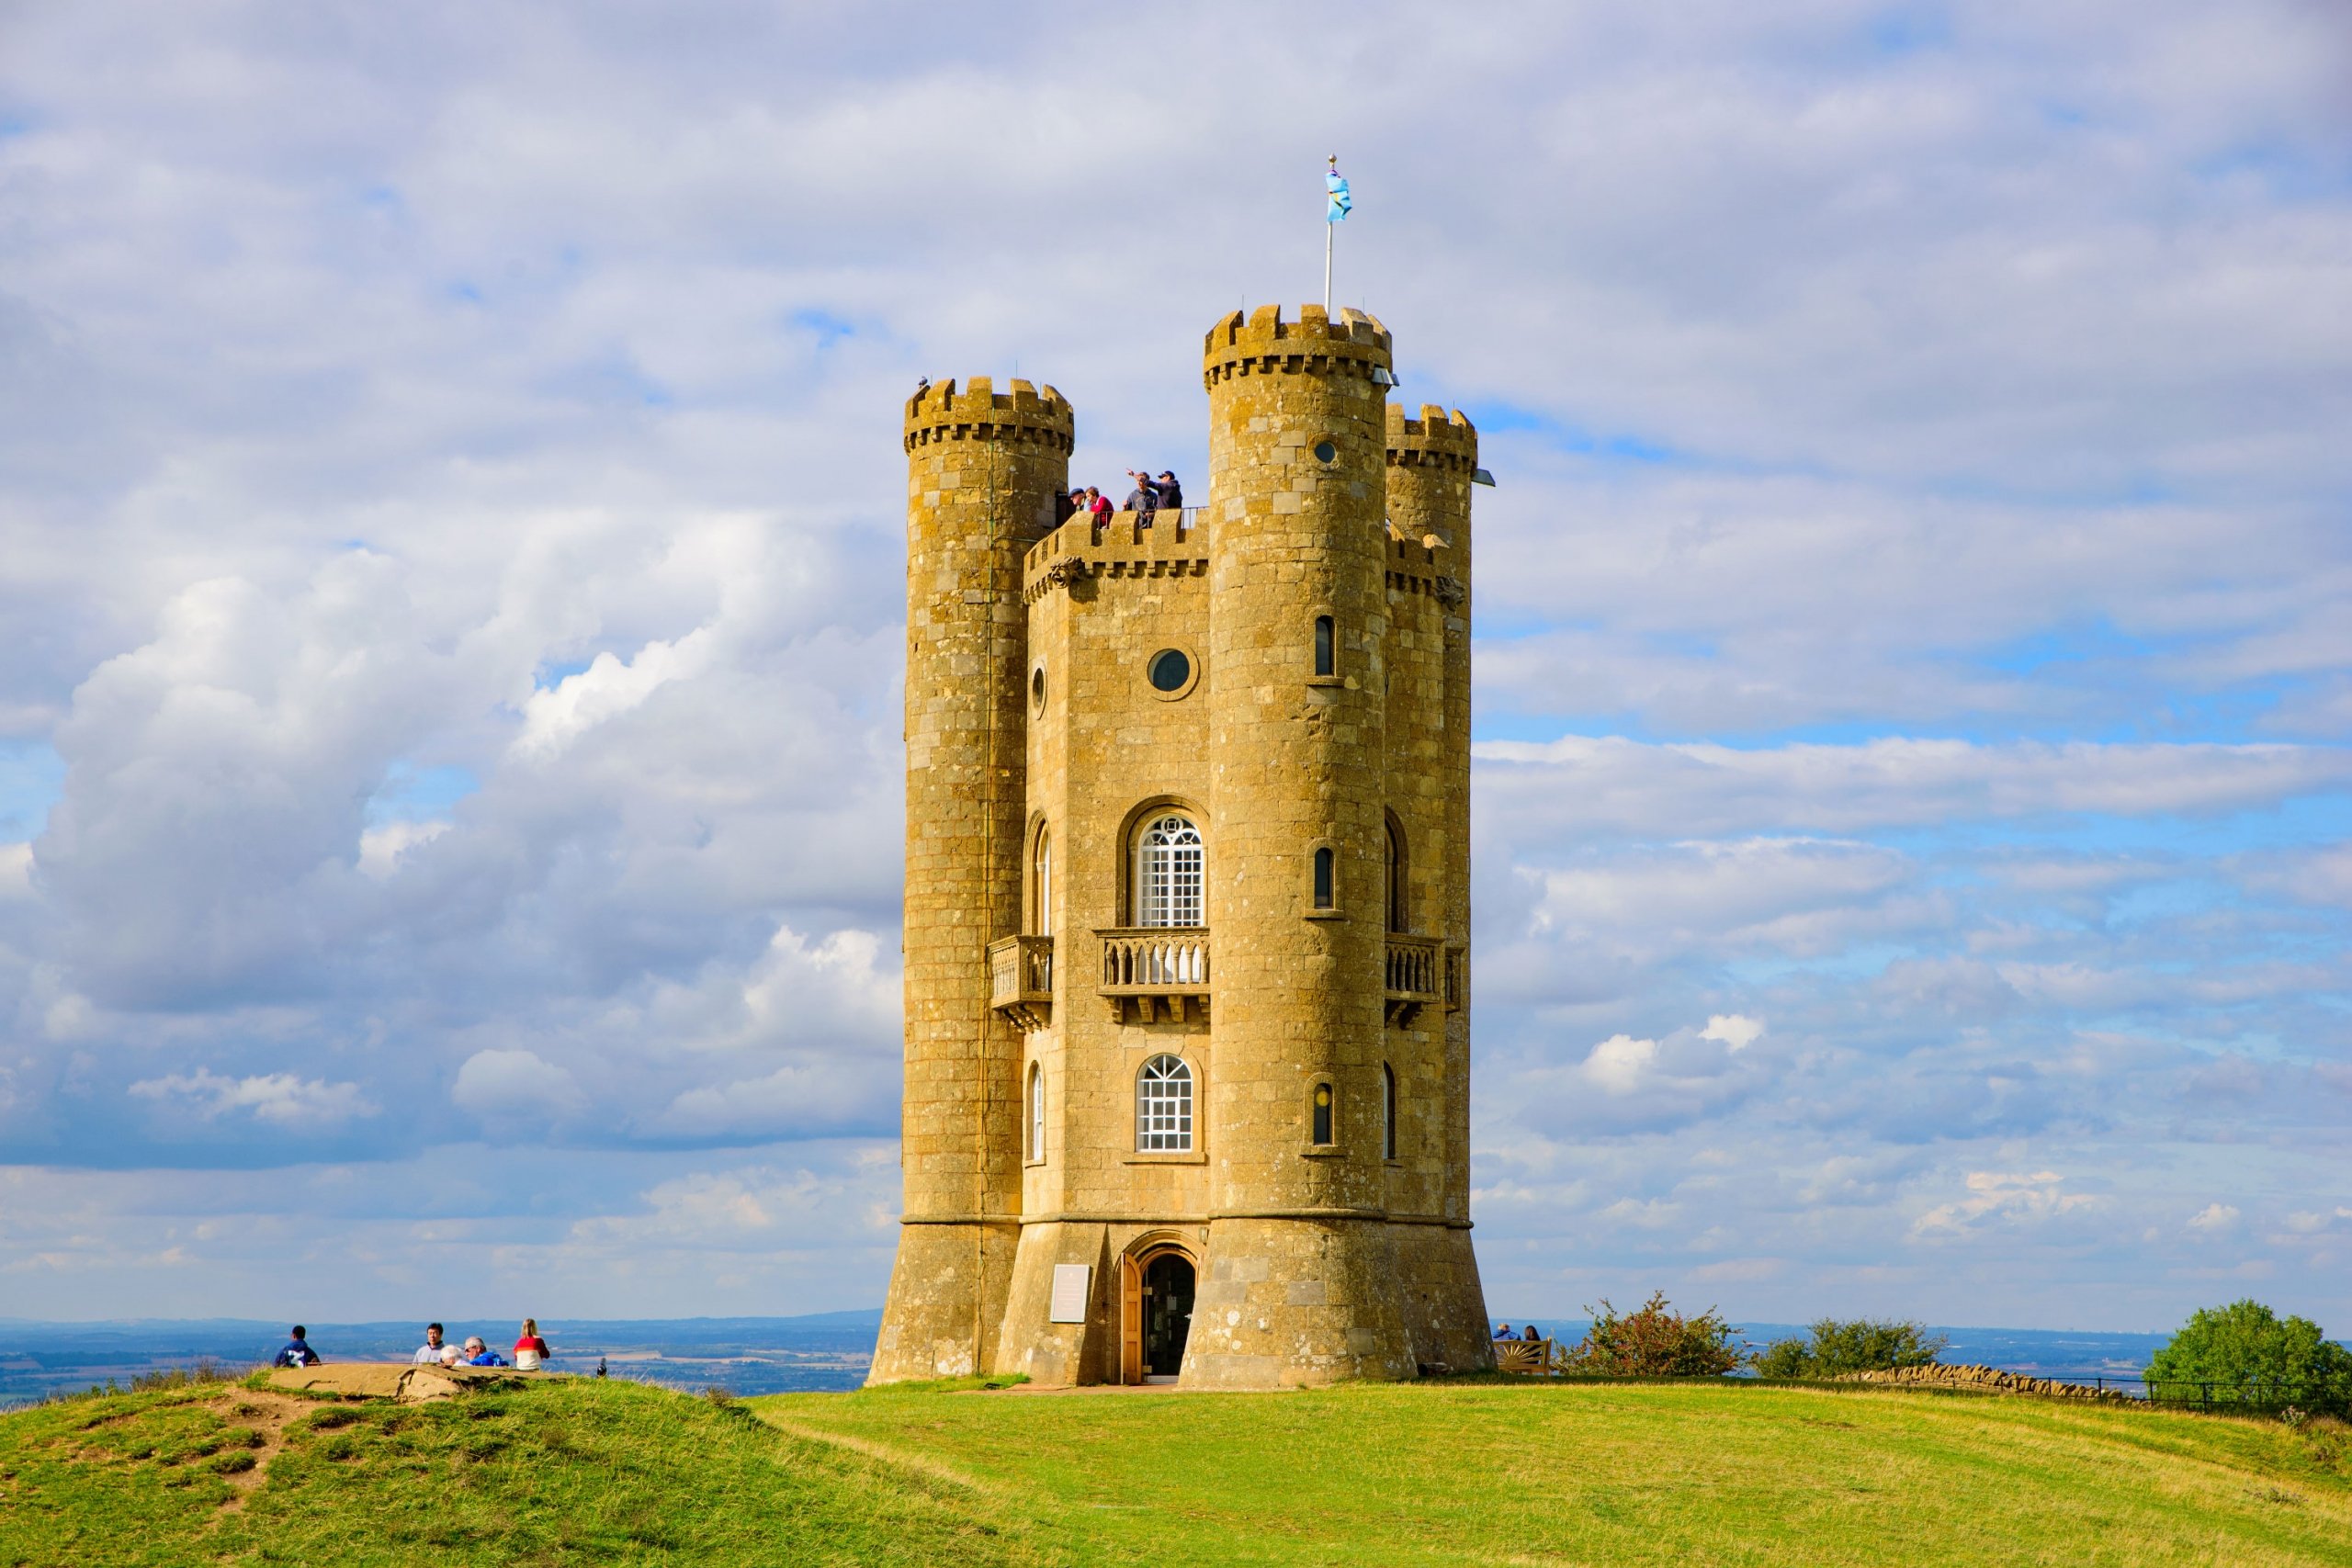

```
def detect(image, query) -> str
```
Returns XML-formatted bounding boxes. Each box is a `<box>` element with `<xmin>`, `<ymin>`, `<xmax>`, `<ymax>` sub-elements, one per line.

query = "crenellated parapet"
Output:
<box><xmin>1201</xmin><ymin>303</ymin><xmax>1392</xmax><ymax>389</ymax></box>
<box><xmin>1385</xmin><ymin>403</ymin><xmax>1477</xmax><ymax>472</ymax></box>
<box><xmin>903</xmin><ymin>376</ymin><xmax>1076</xmax><ymax>455</ymax></box>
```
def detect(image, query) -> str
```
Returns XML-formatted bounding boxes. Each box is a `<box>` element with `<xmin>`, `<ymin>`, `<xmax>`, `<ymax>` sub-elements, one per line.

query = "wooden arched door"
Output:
<box><xmin>1119</xmin><ymin>1244</ymin><xmax>1196</xmax><ymax>1383</ymax></box>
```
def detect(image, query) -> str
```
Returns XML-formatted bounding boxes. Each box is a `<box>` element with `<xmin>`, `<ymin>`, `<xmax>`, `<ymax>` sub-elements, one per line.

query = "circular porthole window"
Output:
<box><xmin>1031</xmin><ymin>665</ymin><xmax>1046</xmax><ymax>714</ymax></box>
<box><xmin>1148</xmin><ymin>649</ymin><xmax>1191</xmax><ymax>693</ymax></box>
<box><xmin>1313</xmin><ymin>439</ymin><xmax>1339</xmax><ymax>464</ymax></box>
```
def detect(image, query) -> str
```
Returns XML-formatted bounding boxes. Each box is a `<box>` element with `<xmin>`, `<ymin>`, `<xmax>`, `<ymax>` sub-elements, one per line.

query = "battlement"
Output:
<box><xmin>903</xmin><ymin>376</ymin><xmax>1076</xmax><ymax>454</ymax></box>
<box><xmin>1023</xmin><ymin>509</ymin><xmax>1212</xmax><ymax>603</ymax></box>
<box><xmin>1202</xmin><ymin>303</ymin><xmax>1392</xmax><ymax>388</ymax></box>
<box><xmin>1385</xmin><ymin>404</ymin><xmax>1477</xmax><ymax>469</ymax></box>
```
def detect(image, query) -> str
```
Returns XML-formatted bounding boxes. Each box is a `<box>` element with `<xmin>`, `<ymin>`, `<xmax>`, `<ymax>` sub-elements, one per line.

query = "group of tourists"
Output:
<box><xmin>413</xmin><ymin>1318</ymin><xmax>554</xmax><ymax>1371</ymax></box>
<box><xmin>1067</xmin><ymin>468</ymin><xmax>1184</xmax><ymax>525</ymax></box>
<box><xmin>266</xmin><ymin>1318</ymin><xmax>555</xmax><ymax>1371</ymax></box>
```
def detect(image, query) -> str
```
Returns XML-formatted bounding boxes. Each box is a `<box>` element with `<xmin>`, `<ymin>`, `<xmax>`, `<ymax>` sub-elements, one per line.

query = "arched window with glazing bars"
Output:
<box><xmin>1134</xmin><ymin>814</ymin><xmax>1204</xmax><ymax>928</ymax></box>
<box><xmin>1136</xmin><ymin>1055</ymin><xmax>1193</xmax><ymax>1152</ymax></box>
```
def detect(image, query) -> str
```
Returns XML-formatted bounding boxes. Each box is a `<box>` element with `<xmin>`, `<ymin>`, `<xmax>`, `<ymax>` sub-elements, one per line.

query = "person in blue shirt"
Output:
<box><xmin>271</xmin><ymin>1325</ymin><xmax>322</xmax><ymax>1368</ymax></box>
<box><xmin>461</xmin><ymin>1336</ymin><xmax>505</xmax><ymax>1367</ymax></box>
<box><xmin>1492</xmin><ymin>1322</ymin><xmax>1515</xmax><ymax>1340</ymax></box>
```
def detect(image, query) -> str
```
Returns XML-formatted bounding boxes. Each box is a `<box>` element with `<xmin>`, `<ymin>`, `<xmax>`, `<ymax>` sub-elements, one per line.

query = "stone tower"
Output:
<box><xmin>869</xmin><ymin>377</ymin><xmax>1071</xmax><ymax>1383</ymax></box>
<box><xmin>871</xmin><ymin>306</ymin><xmax>1490</xmax><ymax>1388</ymax></box>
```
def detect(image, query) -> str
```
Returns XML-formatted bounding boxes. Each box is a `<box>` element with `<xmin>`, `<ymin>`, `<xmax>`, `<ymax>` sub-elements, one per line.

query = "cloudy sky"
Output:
<box><xmin>2</xmin><ymin>0</ymin><xmax>2348</xmax><ymax>1333</ymax></box>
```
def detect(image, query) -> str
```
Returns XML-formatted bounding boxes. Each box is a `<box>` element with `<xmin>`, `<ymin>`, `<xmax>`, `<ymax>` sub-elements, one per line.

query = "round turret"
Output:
<box><xmin>1189</xmin><ymin>304</ymin><xmax>1412</xmax><ymax>1388</ymax></box>
<box><xmin>873</xmin><ymin>374</ymin><xmax>1071</xmax><ymax>1385</ymax></box>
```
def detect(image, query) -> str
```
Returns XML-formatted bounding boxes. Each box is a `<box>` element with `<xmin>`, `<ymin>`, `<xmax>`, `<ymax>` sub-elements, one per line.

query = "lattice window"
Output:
<box><xmin>1136</xmin><ymin>1055</ymin><xmax>1193</xmax><ymax>1153</ymax></box>
<box><xmin>1135</xmin><ymin>815</ymin><xmax>1204</xmax><ymax>928</ymax></box>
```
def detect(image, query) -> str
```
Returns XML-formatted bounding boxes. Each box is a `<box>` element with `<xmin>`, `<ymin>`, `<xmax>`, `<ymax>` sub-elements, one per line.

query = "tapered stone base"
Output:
<box><xmin>1179</xmin><ymin>1216</ymin><xmax>1417</xmax><ymax>1389</ymax></box>
<box><xmin>868</xmin><ymin>1220</ymin><xmax>1019</xmax><ymax>1384</ymax></box>
<box><xmin>1391</xmin><ymin>1223</ymin><xmax>1494</xmax><ymax>1375</ymax></box>
<box><xmin>992</xmin><ymin>1221</ymin><xmax>1114</xmax><ymax>1387</ymax></box>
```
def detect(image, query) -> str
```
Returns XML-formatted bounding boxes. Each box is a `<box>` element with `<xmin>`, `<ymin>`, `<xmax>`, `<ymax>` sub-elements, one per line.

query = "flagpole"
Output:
<box><xmin>1324</xmin><ymin>219</ymin><xmax>1333</xmax><ymax>311</ymax></box>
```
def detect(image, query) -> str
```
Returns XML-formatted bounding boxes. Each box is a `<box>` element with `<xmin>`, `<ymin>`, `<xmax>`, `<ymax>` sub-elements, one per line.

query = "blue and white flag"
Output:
<box><xmin>1326</xmin><ymin>159</ymin><xmax>1351</xmax><ymax>222</ymax></box>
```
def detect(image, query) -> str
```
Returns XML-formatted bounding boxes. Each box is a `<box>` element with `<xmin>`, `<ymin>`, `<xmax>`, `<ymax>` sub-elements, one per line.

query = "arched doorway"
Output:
<box><xmin>1119</xmin><ymin>1244</ymin><xmax>1196</xmax><ymax>1383</ymax></box>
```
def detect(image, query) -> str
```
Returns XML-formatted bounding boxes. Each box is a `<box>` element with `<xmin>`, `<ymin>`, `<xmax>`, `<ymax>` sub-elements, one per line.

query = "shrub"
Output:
<box><xmin>1757</xmin><ymin>1319</ymin><xmax>1948</xmax><ymax>1379</ymax></box>
<box><xmin>2146</xmin><ymin>1300</ymin><xmax>2352</xmax><ymax>1414</ymax></box>
<box><xmin>1557</xmin><ymin>1292</ymin><xmax>1750</xmax><ymax>1377</ymax></box>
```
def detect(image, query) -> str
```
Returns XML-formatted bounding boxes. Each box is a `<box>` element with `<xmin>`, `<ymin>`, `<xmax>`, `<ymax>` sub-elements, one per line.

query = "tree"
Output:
<box><xmin>1756</xmin><ymin>1319</ymin><xmax>1948</xmax><ymax>1379</ymax></box>
<box><xmin>2146</xmin><ymin>1301</ymin><xmax>2352</xmax><ymax>1413</ymax></box>
<box><xmin>1556</xmin><ymin>1292</ymin><xmax>1749</xmax><ymax>1377</ymax></box>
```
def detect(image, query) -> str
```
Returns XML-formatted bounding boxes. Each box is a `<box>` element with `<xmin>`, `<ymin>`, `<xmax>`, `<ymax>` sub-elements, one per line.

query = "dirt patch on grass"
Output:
<box><xmin>206</xmin><ymin>1389</ymin><xmax>306</xmax><ymax>1517</ymax></box>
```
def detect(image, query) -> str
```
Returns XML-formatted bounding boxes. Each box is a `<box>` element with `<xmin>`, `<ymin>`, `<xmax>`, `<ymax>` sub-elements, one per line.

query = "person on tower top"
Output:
<box><xmin>1125</xmin><ymin>469</ymin><xmax>1158</xmax><ymax>525</ymax></box>
<box><xmin>1155</xmin><ymin>470</ymin><xmax>1182</xmax><ymax>512</ymax></box>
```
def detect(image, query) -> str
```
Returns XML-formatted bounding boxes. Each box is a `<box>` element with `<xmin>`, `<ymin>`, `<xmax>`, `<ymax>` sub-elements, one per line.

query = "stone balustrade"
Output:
<box><xmin>1384</xmin><ymin>934</ymin><xmax>1443</xmax><ymax>1026</ymax></box>
<box><xmin>988</xmin><ymin>934</ymin><xmax>1054</xmax><ymax>1032</ymax></box>
<box><xmin>1097</xmin><ymin>928</ymin><xmax>1210</xmax><ymax>1023</ymax></box>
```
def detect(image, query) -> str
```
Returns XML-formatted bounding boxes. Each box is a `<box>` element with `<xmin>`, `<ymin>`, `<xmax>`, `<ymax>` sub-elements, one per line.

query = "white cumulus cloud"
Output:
<box><xmin>129</xmin><ymin>1070</ymin><xmax>378</xmax><ymax>1130</ymax></box>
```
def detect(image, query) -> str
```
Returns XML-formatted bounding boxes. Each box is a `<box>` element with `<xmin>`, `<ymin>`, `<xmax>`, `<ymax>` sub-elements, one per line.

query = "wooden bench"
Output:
<box><xmin>1493</xmin><ymin>1339</ymin><xmax>1555</xmax><ymax>1374</ymax></box>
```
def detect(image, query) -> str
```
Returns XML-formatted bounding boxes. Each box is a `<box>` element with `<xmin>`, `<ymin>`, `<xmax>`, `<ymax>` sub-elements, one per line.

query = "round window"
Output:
<box><xmin>1148</xmin><ymin>649</ymin><xmax>1192</xmax><ymax>693</ymax></box>
<box><xmin>1313</xmin><ymin>439</ymin><xmax>1339</xmax><ymax>464</ymax></box>
<box><xmin>1031</xmin><ymin>666</ymin><xmax>1046</xmax><ymax>714</ymax></box>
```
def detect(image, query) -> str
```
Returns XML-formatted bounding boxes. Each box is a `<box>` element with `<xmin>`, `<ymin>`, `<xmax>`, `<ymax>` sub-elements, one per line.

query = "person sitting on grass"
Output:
<box><xmin>513</xmin><ymin>1318</ymin><xmax>552</xmax><ymax>1371</ymax></box>
<box><xmin>461</xmin><ymin>1337</ymin><xmax>504</xmax><ymax>1367</ymax></box>
<box><xmin>271</xmin><ymin>1325</ymin><xmax>322</xmax><ymax>1368</ymax></box>
<box><xmin>413</xmin><ymin>1323</ymin><xmax>447</xmax><ymax>1365</ymax></box>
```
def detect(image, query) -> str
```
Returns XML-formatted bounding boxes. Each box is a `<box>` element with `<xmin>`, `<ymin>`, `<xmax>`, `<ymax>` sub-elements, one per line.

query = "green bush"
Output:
<box><xmin>2146</xmin><ymin>1300</ymin><xmax>2352</xmax><ymax>1414</ymax></box>
<box><xmin>1557</xmin><ymin>1292</ymin><xmax>1750</xmax><ymax>1377</ymax></box>
<box><xmin>1757</xmin><ymin>1319</ymin><xmax>1949</xmax><ymax>1378</ymax></box>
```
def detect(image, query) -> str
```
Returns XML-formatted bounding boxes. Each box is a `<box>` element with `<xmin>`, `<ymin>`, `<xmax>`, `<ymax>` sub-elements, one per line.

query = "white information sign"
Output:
<box><xmin>1048</xmin><ymin>1263</ymin><xmax>1091</xmax><ymax>1324</ymax></box>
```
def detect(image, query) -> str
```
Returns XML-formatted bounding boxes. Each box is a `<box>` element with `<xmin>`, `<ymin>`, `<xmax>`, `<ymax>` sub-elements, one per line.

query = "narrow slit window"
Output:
<box><xmin>1385</xmin><ymin>819</ymin><xmax>1406</xmax><ymax>933</ymax></box>
<box><xmin>1028</xmin><ymin>1064</ymin><xmax>1045</xmax><ymax>1161</ymax></box>
<box><xmin>1311</xmin><ymin>1081</ymin><xmax>1335</xmax><ymax>1146</ymax></box>
<box><xmin>1314</xmin><ymin>615</ymin><xmax>1335</xmax><ymax>677</ymax></box>
<box><xmin>1032</xmin><ymin>829</ymin><xmax>1053</xmax><ymax>936</ymax></box>
<box><xmin>1312</xmin><ymin>847</ymin><xmax>1335</xmax><ymax>910</ymax></box>
<box><xmin>1383</xmin><ymin>1064</ymin><xmax>1397</xmax><ymax>1160</ymax></box>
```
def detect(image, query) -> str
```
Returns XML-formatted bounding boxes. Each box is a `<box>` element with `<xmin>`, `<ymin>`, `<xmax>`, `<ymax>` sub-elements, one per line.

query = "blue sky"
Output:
<box><xmin>0</xmin><ymin>0</ymin><xmax>2347</xmax><ymax>1332</ymax></box>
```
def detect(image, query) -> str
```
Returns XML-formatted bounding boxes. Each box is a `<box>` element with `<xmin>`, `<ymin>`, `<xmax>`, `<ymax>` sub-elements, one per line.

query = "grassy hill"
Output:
<box><xmin>5</xmin><ymin>1372</ymin><xmax>2349</xmax><ymax>1566</ymax></box>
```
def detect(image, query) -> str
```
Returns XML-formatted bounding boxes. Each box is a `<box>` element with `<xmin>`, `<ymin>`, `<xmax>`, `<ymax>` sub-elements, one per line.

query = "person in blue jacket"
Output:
<box><xmin>271</xmin><ymin>1325</ymin><xmax>322</xmax><ymax>1368</ymax></box>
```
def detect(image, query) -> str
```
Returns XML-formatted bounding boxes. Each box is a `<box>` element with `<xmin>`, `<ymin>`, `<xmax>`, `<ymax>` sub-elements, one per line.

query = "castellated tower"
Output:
<box><xmin>872</xmin><ymin>307</ymin><xmax>1490</xmax><ymax>1388</ymax></box>
<box><xmin>869</xmin><ymin>377</ymin><xmax>1071</xmax><ymax>1383</ymax></box>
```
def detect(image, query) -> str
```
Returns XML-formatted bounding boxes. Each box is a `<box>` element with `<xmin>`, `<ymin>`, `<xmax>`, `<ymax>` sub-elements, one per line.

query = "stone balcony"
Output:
<box><xmin>1384</xmin><ymin>934</ymin><xmax>1446</xmax><ymax>1027</ymax></box>
<box><xmin>1097</xmin><ymin>927</ymin><xmax>1210</xmax><ymax>1023</ymax></box>
<box><xmin>988</xmin><ymin>934</ymin><xmax>1054</xmax><ymax>1032</ymax></box>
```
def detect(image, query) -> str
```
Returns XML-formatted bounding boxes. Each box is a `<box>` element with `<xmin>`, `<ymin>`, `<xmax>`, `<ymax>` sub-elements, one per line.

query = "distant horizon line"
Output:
<box><xmin>0</xmin><ymin>1309</ymin><xmax>2188</xmax><ymax>1337</ymax></box>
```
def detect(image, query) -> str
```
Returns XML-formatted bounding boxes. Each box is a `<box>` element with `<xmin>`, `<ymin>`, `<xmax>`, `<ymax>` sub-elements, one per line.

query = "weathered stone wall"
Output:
<box><xmin>871</xmin><ymin>378</ymin><xmax>1069</xmax><ymax>1384</ymax></box>
<box><xmin>994</xmin><ymin>508</ymin><xmax>1216</xmax><ymax>1382</ymax></box>
<box><xmin>1836</xmin><ymin>1364</ymin><xmax>2139</xmax><ymax>1402</ymax></box>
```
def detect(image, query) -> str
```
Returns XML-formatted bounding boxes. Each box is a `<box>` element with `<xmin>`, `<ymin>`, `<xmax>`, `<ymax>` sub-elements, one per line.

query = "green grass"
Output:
<box><xmin>761</xmin><ymin>1379</ymin><xmax>2352</xmax><ymax>1567</ymax></box>
<box><xmin>5</xmin><ymin>1375</ymin><xmax>2348</xmax><ymax>1565</ymax></box>
<box><xmin>0</xmin><ymin>1379</ymin><xmax>1050</xmax><ymax>1566</ymax></box>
